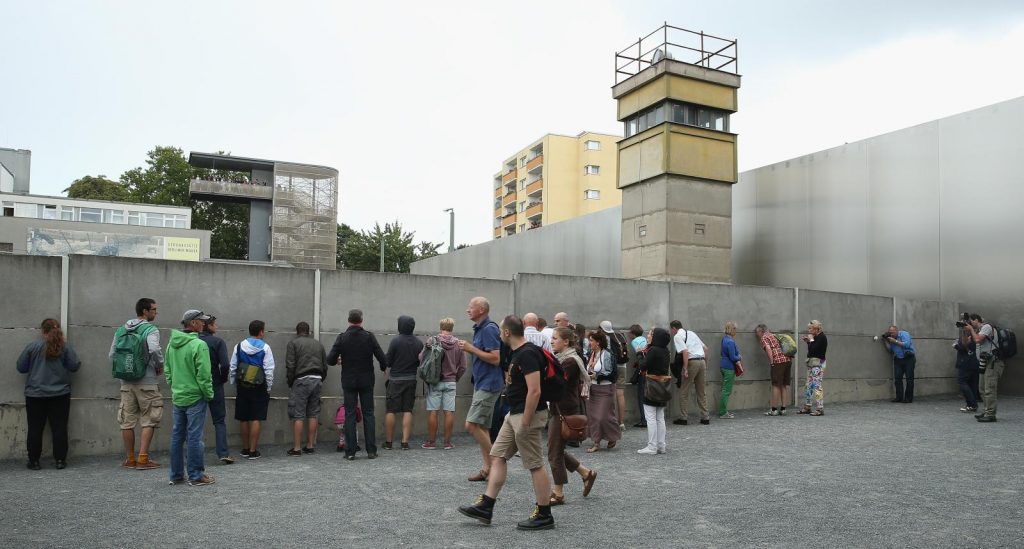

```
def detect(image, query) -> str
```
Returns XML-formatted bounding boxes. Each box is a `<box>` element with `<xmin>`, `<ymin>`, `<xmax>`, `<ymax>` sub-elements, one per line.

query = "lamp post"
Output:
<box><xmin>444</xmin><ymin>208</ymin><xmax>455</xmax><ymax>252</ymax></box>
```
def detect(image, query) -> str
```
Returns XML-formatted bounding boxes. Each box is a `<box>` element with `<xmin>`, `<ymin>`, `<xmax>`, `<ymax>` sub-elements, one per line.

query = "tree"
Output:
<box><xmin>336</xmin><ymin>223</ymin><xmax>358</xmax><ymax>268</ymax></box>
<box><xmin>63</xmin><ymin>175</ymin><xmax>130</xmax><ymax>202</ymax></box>
<box><xmin>340</xmin><ymin>221</ymin><xmax>442</xmax><ymax>273</ymax></box>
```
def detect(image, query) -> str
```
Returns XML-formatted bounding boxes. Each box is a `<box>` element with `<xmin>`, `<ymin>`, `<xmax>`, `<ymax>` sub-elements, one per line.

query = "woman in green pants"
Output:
<box><xmin>718</xmin><ymin>321</ymin><xmax>743</xmax><ymax>419</ymax></box>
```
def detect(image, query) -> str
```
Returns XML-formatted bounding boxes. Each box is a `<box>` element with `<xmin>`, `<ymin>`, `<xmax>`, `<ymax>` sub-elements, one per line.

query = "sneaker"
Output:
<box><xmin>247</xmin><ymin>450</ymin><xmax>261</xmax><ymax>460</ymax></box>
<box><xmin>219</xmin><ymin>456</ymin><xmax>235</xmax><ymax>465</ymax></box>
<box><xmin>121</xmin><ymin>458</ymin><xmax>137</xmax><ymax>468</ymax></box>
<box><xmin>367</xmin><ymin>452</ymin><xmax>378</xmax><ymax>459</ymax></box>
<box><xmin>239</xmin><ymin>449</ymin><xmax>250</xmax><ymax>458</ymax></box>
<box><xmin>516</xmin><ymin>506</ymin><xmax>554</xmax><ymax>531</ymax></box>
<box><xmin>27</xmin><ymin>461</ymin><xmax>41</xmax><ymax>471</ymax></box>
<box><xmin>764</xmin><ymin>409</ymin><xmax>779</xmax><ymax>416</ymax></box>
<box><xmin>421</xmin><ymin>441</ymin><xmax>437</xmax><ymax>449</ymax></box>
<box><xmin>344</xmin><ymin>454</ymin><xmax>356</xmax><ymax>461</ymax></box>
<box><xmin>672</xmin><ymin>418</ymin><xmax>687</xmax><ymax>425</ymax></box>
<box><xmin>286</xmin><ymin>449</ymin><xmax>302</xmax><ymax>457</ymax></box>
<box><xmin>168</xmin><ymin>477</ymin><xmax>185</xmax><ymax>485</ymax></box>
<box><xmin>960</xmin><ymin>406</ymin><xmax>977</xmax><ymax>413</ymax></box>
<box><xmin>637</xmin><ymin>446</ymin><xmax>658</xmax><ymax>455</ymax></box>
<box><xmin>720</xmin><ymin>412</ymin><xmax>735</xmax><ymax>419</ymax></box>
<box><xmin>977</xmin><ymin>416</ymin><xmax>997</xmax><ymax>423</ymax></box>
<box><xmin>443</xmin><ymin>441</ymin><xmax>455</xmax><ymax>450</ymax></box>
<box><xmin>135</xmin><ymin>459</ymin><xmax>161</xmax><ymax>470</ymax></box>
<box><xmin>302</xmin><ymin>447</ymin><xmax>315</xmax><ymax>454</ymax></box>
<box><xmin>657</xmin><ymin>446</ymin><xmax>667</xmax><ymax>454</ymax></box>
<box><xmin>401</xmin><ymin>442</ymin><xmax>410</xmax><ymax>450</ymax></box>
<box><xmin>382</xmin><ymin>441</ymin><xmax>393</xmax><ymax>450</ymax></box>
<box><xmin>55</xmin><ymin>460</ymin><xmax>67</xmax><ymax>470</ymax></box>
<box><xmin>779</xmin><ymin>408</ymin><xmax>787</xmax><ymax>416</ymax></box>
<box><xmin>699</xmin><ymin>419</ymin><xmax>710</xmax><ymax>425</ymax></box>
<box><xmin>458</xmin><ymin>496</ymin><xmax>493</xmax><ymax>525</ymax></box>
<box><xmin>188</xmin><ymin>475</ymin><xmax>216</xmax><ymax>487</ymax></box>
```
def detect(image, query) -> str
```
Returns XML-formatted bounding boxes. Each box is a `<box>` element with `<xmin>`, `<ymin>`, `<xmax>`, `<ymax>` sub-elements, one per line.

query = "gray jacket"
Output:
<box><xmin>286</xmin><ymin>335</ymin><xmax>328</xmax><ymax>386</ymax></box>
<box><xmin>17</xmin><ymin>340</ymin><xmax>81</xmax><ymax>398</ymax></box>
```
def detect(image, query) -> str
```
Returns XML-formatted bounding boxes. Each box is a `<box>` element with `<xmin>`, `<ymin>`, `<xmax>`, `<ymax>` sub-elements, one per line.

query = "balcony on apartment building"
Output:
<box><xmin>502</xmin><ymin>192</ymin><xmax>518</xmax><ymax>207</ymax></box>
<box><xmin>526</xmin><ymin>154</ymin><xmax>543</xmax><ymax>171</ymax></box>
<box><xmin>524</xmin><ymin>201</ymin><xmax>543</xmax><ymax>220</ymax></box>
<box><xmin>525</xmin><ymin>178</ymin><xmax>543</xmax><ymax>196</ymax></box>
<box><xmin>189</xmin><ymin>177</ymin><xmax>274</xmax><ymax>202</ymax></box>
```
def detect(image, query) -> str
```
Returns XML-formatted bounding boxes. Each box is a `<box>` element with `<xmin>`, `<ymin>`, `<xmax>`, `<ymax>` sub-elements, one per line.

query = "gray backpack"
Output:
<box><xmin>417</xmin><ymin>336</ymin><xmax>445</xmax><ymax>385</ymax></box>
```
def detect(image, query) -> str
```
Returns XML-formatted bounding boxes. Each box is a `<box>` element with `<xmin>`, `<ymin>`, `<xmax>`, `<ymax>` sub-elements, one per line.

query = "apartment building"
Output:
<box><xmin>492</xmin><ymin>132</ymin><xmax>619</xmax><ymax>239</ymax></box>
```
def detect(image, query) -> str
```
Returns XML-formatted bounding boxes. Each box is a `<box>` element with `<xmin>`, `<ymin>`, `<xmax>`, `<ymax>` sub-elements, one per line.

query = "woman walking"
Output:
<box><xmin>718</xmin><ymin>321</ymin><xmax>743</xmax><ymax>419</ymax></box>
<box><xmin>547</xmin><ymin>327</ymin><xmax>597</xmax><ymax>504</ymax></box>
<box><xmin>16</xmin><ymin>319</ymin><xmax>81</xmax><ymax>470</ymax></box>
<box><xmin>799</xmin><ymin>320</ymin><xmax>828</xmax><ymax>416</ymax></box>
<box><xmin>638</xmin><ymin>327</ymin><xmax>671</xmax><ymax>455</ymax></box>
<box><xmin>585</xmin><ymin>330</ymin><xmax>620</xmax><ymax>452</ymax></box>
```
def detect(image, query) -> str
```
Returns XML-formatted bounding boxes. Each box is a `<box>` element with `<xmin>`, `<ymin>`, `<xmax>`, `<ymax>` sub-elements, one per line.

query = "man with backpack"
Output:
<box><xmin>669</xmin><ymin>320</ymin><xmax>711</xmax><ymax>426</ymax></box>
<box><xmin>459</xmin><ymin>315</ymin><xmax>554</xmax><ymax>530</ymax></box>
<box><xmin>198</xmin><ymin>314</ymin><xmax>233</xmax><ymax>464</ymax></box>
<box><xmin>756</xmin><ymin>324</ymin><xmax>795</xmax><ymax>415</ymax></box>
<box><xmin>166</xmin><ymin>310</ymin><xmax>215</xmax><ymax>486</ymax></box>
<box><xmin>600</xmin><ymin>320</ymin><xmax>630</xmax><ymax>430</ymax></box>
<box><xmin>327</xmin><ymin>309</ymin><xmax>388</xmax><ymax>460</ymax></box>
<box><xmin>286</xmin><ymin>321</ymin><xmax>327</xmax><ymax>456</ymax></box>
<box><xmin>421</xmin><ymin>317</ymin><xmax>466</xmax><ymax>450</ymax></box>
<box><xmin>110</xmin><ymin>297</ymin><xmax>164</xmax><ymax>470</ymax></box>
<box><xmin>383</xmin><ymin>315</ymin><xmax>423</xmax><ymax>451</ymax></box>
<box><xmin>229</xmin><ymin>320</ymin><xmax>276</xmax><ymax>459</ymax></box>
<box><xmin>966</xmin><ymin>314</ymin><xmax>1005</xmax><ymax>422</ymax></box>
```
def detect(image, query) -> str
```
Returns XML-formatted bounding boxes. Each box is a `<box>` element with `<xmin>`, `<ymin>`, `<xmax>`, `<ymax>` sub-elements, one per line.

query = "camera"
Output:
<box><xmin>955</xmin><ymin>312</ymin><xmax>971</xmax><ymax>328</ymax></box>
<box><xmin>978</xmin><ymin>351</ymin><xmax>993</xmax><ymax>374</ymax></box>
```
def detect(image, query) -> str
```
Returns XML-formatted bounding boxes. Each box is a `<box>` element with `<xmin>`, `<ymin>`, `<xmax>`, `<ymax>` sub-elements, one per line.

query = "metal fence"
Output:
<box><xmin>615</xmin><ymin>23</ymin><xmax>738</xmax><ymax>84</ymax></box>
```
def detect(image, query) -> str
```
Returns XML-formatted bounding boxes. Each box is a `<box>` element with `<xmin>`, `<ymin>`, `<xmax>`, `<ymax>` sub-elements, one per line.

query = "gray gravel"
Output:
<box><xmin>2</xmin><ymin>396</ymin><xmax>1023</xmax><ymax>548</ymax></box>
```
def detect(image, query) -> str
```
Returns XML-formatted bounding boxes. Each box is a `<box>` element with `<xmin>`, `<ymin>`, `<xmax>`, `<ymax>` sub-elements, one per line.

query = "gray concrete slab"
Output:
<box><xmin>2</xmin><ymin>395</ymin><xmax>1021</xmax><ymax>547</ymax></box>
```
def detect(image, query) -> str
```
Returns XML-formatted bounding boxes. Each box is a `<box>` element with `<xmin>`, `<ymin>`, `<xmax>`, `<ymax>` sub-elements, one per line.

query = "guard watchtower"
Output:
<box><xmin>613</xmin><ymin>25</ymin><xmax>740</xmax><ymax>282</ymax></box>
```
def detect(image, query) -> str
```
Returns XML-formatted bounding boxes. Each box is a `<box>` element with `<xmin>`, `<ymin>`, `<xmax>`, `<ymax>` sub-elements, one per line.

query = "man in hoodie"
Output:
<box><xmin>286</xmin><ymin>321</ymin><xmax>327</xmax><ymax>456</ymax></box>
<box><xmin>383</xmin><ymin>315</ymin><xmax>423</xmax><ymax>450</ymax></box>
<box><xmin>166</xmin><ymin>310</ymin><xmax>215</xmax><ymax>486</ymax></box>
<box><xmin>229</xmin><ymin>320</ymin><xmax>276</xmax><ymax>460</ymax></box>
<box><xmin>327</xmin><ymin>309</ymin><xmax>388</xmax><ymax>460</ymax></box>
<box><xmin>198</xmin><ymin>314</ymin><xmax>233</xmax><ymax>464</ymax></box>
<box><xmin>110</xmin><ymin>297</ymin><xmax>164</xmax><ymax>470</ymax></box>
<box><xmin>422</xmin><ymin>317</ymin><xmax>466</xmax><ymax>450</ymax></box>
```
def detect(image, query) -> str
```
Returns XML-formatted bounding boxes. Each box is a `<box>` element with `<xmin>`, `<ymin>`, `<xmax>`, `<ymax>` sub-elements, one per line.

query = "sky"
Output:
<box><xmin>3</xmin><ymin>0</ymin><xmax>1024</xmax><ymax>249</ymax></box>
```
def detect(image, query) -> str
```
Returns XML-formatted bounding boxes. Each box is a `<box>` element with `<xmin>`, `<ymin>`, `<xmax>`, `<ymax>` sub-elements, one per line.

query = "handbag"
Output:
<box><xmin>735</xmin><ymin>362</ymin><xmax>745</xmax><ymax>377</ymax></box>
<box><xmin>559</xmin><ymin>414</ymin><xmax>589</xmax><ymax>442</ymax></box>
<box><xmin>644</xmin><ymin>376</ymin><xmax>673</xmax><ymax>404</ymax></box>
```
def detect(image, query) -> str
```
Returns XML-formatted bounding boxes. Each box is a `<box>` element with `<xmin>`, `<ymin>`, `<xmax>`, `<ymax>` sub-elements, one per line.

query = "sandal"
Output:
<box><xmin>582</xmin><ymin>469</ymin><xmax>598</xmax><ymax>497</ymax></box>
<box><xmin>797</xmin><ymin>407</ymin><xmax>812</xmax><ymax>415</ymax></box>
<box><xmin>607</xmin><ymin>441</ymin><xmax>617</xmax><ymax>449</ymax></box>
<box><xmin>586</xmin><ymin>445</ymin><xmax>600</xmax><ymax>453</ymax></box>
<box><xmin>467</xmin><ymin>469</ymin><xmax>489</xmax><ymax>482</ymax></box>
<box><xmin>810</xmin><ymin>410</ymin><xmax>824</xmax><ymax>416</ymax></box>
<box><xmin>549</xmin><ymin>493</ymin><xmax>565</xmax><ymax>506</ymax></box>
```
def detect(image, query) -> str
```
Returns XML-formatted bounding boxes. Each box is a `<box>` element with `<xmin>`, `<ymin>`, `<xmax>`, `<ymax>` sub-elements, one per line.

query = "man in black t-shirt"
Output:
<box><xmin>459</xmin><ymin>315</ymin><xmax>554</xmax><ymax>531</ymax></box>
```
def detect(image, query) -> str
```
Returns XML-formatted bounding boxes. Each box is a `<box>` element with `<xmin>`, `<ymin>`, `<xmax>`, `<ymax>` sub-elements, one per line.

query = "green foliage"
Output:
<box><xmin>63</xmin><ymin>175</ymin><xmax>130</xmax><ymax>202</ymax></box>
<box><xmin>336</xmin><ymin>223</ymin><xmax>358</xmax><ymax>269</ymax></box>
<box><xmin>339</xmin><ymin>221</ymin><xmax>442</xmax><ymax>273</ymax></box>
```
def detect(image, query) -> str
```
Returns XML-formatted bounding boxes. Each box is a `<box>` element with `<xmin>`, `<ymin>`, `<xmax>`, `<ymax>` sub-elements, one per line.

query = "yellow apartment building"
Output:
<box><xmin>492</xmin><ymin>132</ymin><xmax>620</xmax><ymax>239</ymax></box>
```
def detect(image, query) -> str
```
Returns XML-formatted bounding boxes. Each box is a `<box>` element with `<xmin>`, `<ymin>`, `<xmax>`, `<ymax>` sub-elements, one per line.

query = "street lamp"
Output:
<box><xmin>443</xmin><ymin>208</ymin><xmax>455</xmax><ymax>252</ymax></box>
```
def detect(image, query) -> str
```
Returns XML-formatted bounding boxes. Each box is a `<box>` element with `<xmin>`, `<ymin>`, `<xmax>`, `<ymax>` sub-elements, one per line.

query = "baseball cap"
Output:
<box><xmin>599</xmin><ymin>320</ymin><xmax>614</xmax><ymax>334</ymax></box>
<box><xmin>181</xmin><ymin>309</ymin><xmax>211</xmax><ymax>325</ymax></box>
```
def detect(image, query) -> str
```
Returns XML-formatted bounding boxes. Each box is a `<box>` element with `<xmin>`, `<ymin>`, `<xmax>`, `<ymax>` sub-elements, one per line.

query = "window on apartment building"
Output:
<box><xmin>584</xmin><ymin>189</ymin><xmax>601</xmax><ymax>200</ymax></box>
<box><xmin>584</xmin><ymin>165</ymin><xmax>600</xmax><ymax>175</ymax></box>
<box><xmin>520</xmin><ymin>179</ymin><xmax>526</xmax><ymax>190</ymax></box>
<box><xmin>39</xmin><ymin>204</ymin><xmax>58</xmax><ymax>220</ymax></box>
<box><xmin>60</xmin><ymin>206</ymin><xmax>73</xmax><ymax>221</ymax></box>
<box><xmin>519</xmin><ymin>201</ymin><xmax>526</xmax><ymax>213</ymax></box>
<box><xmin>14</xmin><ymin>203</ymin><xmax>36</xmax><ymax>218</ymax></box>
<box><xmin>585</xmin><ymin>140</ymin><xmax>601</xmax><ymax>151</ymax></box>
<box><xmin>79</xmin><ymin>207</ymin><xmax>102</xmax><ymax>223</ymax></box>
<box><xmin>520</xmin><ymin>157</ymin><xmax>527</xmax><ymax>168</ymax></box>
<box><xmin>128</xmin><ymin>211</ymin><xmax>140</xmax><ymax>225</ymax></box>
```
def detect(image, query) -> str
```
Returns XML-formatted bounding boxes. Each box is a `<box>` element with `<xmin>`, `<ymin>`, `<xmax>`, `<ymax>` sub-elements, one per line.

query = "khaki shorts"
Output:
<box><xmin>616</xmin><ymin>365</ymin><xmax>628</xmax><ymax>387</ymax></box>
<box><xmin>490</xmin><ymin>409</ymin><xmax>548</xmax><ymax>470</ymax></box>
<box><xmin>770</xmin><ymin>361</ymin><xmax>793</xmax><ymax>387</ymax></box>
<box><xmin>466</xmin><ymin>389</ymin><xmax>501</xmax><ymax>427</ymax></box>
<box><xmin>118</xmin><ymin>384</ymin><xmax>163</xmax><ymax>429</ymax></box>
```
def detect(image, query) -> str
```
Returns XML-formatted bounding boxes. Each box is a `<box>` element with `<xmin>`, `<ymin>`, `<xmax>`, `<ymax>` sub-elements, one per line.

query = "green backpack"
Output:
<box><xmin>417</xmin><ymin>336</ymin><xmax>445</xmax><ymax>385</ymax></box>
<box><xmin>111</xmin><ymin>323</ymin><xmax>157</xmax><ymax>381</ymax></box>
<box><xmin>775</xmin><ymin>333</ymin><xmax>799</xmax><ymax>358</ymax></box>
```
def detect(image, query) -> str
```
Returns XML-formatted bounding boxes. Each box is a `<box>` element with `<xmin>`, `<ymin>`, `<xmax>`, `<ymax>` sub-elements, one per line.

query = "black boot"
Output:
<box><xmin>458</xmin><ymin>494</ymin><xmax>495</xmax><ymax>525</ymax></box>
<box><xmin>516</xmin><ymin>505</ymin><xmax>554</xmax><ymax>530</ymax></box>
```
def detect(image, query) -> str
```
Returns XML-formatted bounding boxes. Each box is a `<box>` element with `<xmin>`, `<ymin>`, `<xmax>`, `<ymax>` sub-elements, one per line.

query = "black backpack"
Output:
<box><xmin>992</xmin><ymin>325</ymin><xmax>1017</xmax><ymax>360</ymax></box>
<box><xmin>539</xmin><ymin>347</ymin><xmax>567</xmax><ymax>403</ymax></box>
<box><xmin>609</xmin><ymin>331</ymin><xmax>630</xmax><ymax>365</ymax></box>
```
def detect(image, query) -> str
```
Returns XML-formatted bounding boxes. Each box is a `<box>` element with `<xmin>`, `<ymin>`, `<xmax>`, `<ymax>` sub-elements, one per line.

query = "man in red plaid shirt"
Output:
<box><xmin>756</xmin><ymin>324</ymin><xmax>792</xmax><ymax>416</ymax></box>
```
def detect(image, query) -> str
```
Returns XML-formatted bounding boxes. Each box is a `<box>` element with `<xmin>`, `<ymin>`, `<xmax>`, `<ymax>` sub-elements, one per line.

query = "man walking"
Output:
<box><xmin>756</xmin><ymin>324</ymin><xmax>792</xmax><ymax>416</ymax></box>
<box><xmin>882</xmin><ymin>325</ymin><xmax>917</xmax><ymax>403</ymax></box>
<box><xmin>458</xmin><ymin>297</ymin><xmax>503</xmax><ymax>482</ymax></box>
<box><xmin>327</xmin><ymin>309</ymin><xmax>387</xmax><ymax>460</ymax></box>
<box><xmin>670</xmin><ymin>320</ymin><xmax>710</xmax><ymax>426</ymax></box>
<box><xmin>111</xmin><ymin>298</ymin><xmax>164</xmax><ymax>470</ymax></box>
<box><xmin>166</xmin><ymin>310</ymin><xmax>215</xmax><ymax>486</ymax></box>
<box><xmin>383</xmin><ymin>315</ymin><xmax>423</xmax><ymax>450</ymax></box>
<box><xmin>459</xmin><ymin>315</ymin><xmax>554</xmax><ymax>530</ymax></box>
<box><xmin>286</xmin><ymin>321</ymin><xmax>327</xmax><ymax>456</ymax></box>
<box><xmin>523</xmin><ymin>313</ymin><xmax>552</xmax><ymax>353</ymax></box>
<box><xmin>198</xmin><ymin>314</ymin><xmax>233</xmax><ymax>464</ymax></box>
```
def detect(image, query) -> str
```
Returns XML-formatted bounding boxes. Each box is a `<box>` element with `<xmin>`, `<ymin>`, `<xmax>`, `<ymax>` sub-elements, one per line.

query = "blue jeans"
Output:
<box><xmin>343</xmin><ymin>384</ymin><xmax>375</xmax><ymax>456</ymax></box>
<box><xmin>893</xmin><ymin>355</ymin><xmax>915</xmax><ymax>402</ymax></box>
<box><xmin>208</xmin><ymin>384</ymin><xmax>229</xmax><ymax>458</ymax></box>
<box><xmin>170</xmin><ymin>400</ymin><xmax>208</xmax><ymax>482</ymax></box>
<box><xmin>956</xmin><ymin>365</ymin><xmax>980</xmax><ymax>408</ymax></box>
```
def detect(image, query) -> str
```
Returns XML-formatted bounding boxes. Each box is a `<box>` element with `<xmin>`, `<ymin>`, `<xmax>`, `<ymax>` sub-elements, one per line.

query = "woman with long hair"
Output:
<box><xmin>16</xmin><ymin>318</ymin><xmax>81</xmax><ymax>470</ymax></box>
<box><xmin>585</xmin><ymin>330</ymin><xmax>621</xmax><ymax>452</ymax></box>
<box><xmin>547</xmin><ymin>327</ymin><xmax>597</xmax><ymax>504</ymax></box>
<box><xmin>639</xmin><ymin>327</ymin><xmax>671</xmax><ymax>454</ymax></box>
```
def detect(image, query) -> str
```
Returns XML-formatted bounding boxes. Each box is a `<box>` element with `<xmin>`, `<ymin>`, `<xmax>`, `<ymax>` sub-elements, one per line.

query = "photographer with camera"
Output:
<box><xmin>953</xmin><ymin>314</ymin><xmax>980</xmax><ymax>413</ymax></box>
<box><xmin>879</xmin><ymin>325</ymin><xmax>916</xmax><ymax>403</ymax></box>
<box><xmin>965</xmin><ymin>314</ymin><xmax>1001</xmax><ymax>422</ymax></box>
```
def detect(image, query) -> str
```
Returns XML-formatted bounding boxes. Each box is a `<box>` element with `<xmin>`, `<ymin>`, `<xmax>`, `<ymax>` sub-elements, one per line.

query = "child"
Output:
<box><xmin>334</xmin><ymin>403</ymin><xmax>362</xmax><ymax>452</ymax></box>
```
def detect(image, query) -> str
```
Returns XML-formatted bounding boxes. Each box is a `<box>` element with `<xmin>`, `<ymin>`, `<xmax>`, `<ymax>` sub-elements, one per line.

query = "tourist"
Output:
<box><xmin>458</xmin><ymin>297</ymin><xmax>504</xmax><ymax>481</ymax></box>
<box><xmin>166</xmin><ymin>310</ymin><xmax>215</xmax><ymax>486</ymax></box>
<box><xmin>585</xmin><ymin>330</ymin><xmax>620</xmax><ymax>452</ymax></box>
<box><xmin>670</xmin><ymin>320</ymin><xmax>711</xmax><ymax>426</ymax></box>
<box><xmin>110</xmin><ymin>298</ymin><xmax>164</xmax><ymax>470</ymax></box>
<box><xmin>383</xmin><ymin>315</ymin><xmax>423</xmax><ymax>450</ymax></box>
<box><xmin>629</xmin><ymin>324</ymin><xmax>648</xmax><ymax>428</ymax></box>
<box><xmin>285</xmin><ymin>321</ymin><xmax>327</xmax><ymax>456</ymax></box>
<box><xmin>881</xmin><ymin>324</ymin><xmax>917</xmax><ymax>403</ymax></box>
<box><xmin>953</xmin><ymin>324</ymin><xmax>980</xmax><ymax>413</ymax></box>
<box><xmin>799</xmin><ymin>320</ymin><xmax>827</xmax><ymax>416</ymax></box>
<box><xmin>718</xmin><ymin>321</ymin><xmax>742</xmax><ymax>419</ymax></box>
<box><xmin>523</xmin><ymin>313</ymin><xmax>552</xmax><ymax>352</ymax></box>
<box><xmin>198</xmin><ymin>314</ymin><xmax>233</xmax><ymax>463</ymax></box>
<box><xmin>230</xmin><ymin>320</ymin><xmax>276</xmax><ymax>459</ymax></box>
<box><xmin>638</xmin><ymin>327</ymin><xmax>671</xmax><ymax>455</ymax></box>
<box><xmin>17</xmin><ymin>319</ymin><xmax>80</xmax><ymax>470</ymax></box>
<box><xmin>547</xmin><ymin>326</ymin><xmax>597</xmax><ymax>504</ymax></box>
<box><xmin>755</xmin><ymin>324</ymin><xmax>792</xmax><ymax>416</ymax></box>
<box><xmin>327</xmin><ymin>309</ymin><xmax>387</xmax><ymax>460</ymax></box>
<box><xmin>422</xmin><ymin>317</ymin><xmax>466</xmax><ymax>450</ymax></box>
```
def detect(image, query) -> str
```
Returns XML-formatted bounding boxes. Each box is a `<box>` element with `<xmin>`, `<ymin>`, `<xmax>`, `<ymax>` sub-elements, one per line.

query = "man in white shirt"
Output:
<box><xmin>669</xmin><ymin>320</ymin><xmax>710</xmax><ymax>426</ymax></box>
<box><xmin>523</xmin><ymin>313</ymin><xmax>553</xmax><ymax>353</ymax></box>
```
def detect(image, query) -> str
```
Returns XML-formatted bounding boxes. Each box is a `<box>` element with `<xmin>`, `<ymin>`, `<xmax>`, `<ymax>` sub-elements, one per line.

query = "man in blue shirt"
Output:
<box><xmin>883</xmin><ymin>325</ymin><xmax>917</xmax><ymax>403</ymax></box>
<box><xmin>459</xmin><ymin>296</ymin><xmax>504</xmax><ymax>482</ymax></box>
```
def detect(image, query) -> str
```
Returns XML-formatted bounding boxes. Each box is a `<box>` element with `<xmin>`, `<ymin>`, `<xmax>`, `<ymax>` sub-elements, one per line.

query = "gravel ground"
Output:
<box><xmin>2</xmin><ymin>395</ymin><xmax>1022</xmax><ymax>548</ymax></box>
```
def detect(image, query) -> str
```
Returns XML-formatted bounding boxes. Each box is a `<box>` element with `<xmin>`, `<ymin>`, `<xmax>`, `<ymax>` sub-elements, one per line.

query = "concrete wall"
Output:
<box><xmin>0</xmin><ymin>254</ymin><xmax>958</xmax><ymax>460</ymax></box>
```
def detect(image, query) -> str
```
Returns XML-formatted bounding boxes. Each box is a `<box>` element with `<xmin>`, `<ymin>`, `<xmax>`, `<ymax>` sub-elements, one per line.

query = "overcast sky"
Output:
<box><xmin>3</xmin><ymin>0</ymin><xmax>1024</xmax><ymax>248</ymax></box>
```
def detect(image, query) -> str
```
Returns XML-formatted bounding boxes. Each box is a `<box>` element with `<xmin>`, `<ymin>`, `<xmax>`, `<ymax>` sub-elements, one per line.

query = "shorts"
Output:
<box><xmin>386</xmin><ymin>379</ymin><xmax>417</xmax><ymax>414</ymax></box>
<box><xmin>490</xmin><ymin>410</ymin><xmax>548</xmax><ymax>470</ymax></box>
<box><xmin>235</xmin><ymin>386</ymin><xmax>270</xmax><ymax>421</ymax></box>
<box><xmin>118</xmin><ymin>384</ymin><xmax>164</xmax><ymax>429</ymax></box>
<box><xmin>288</xmin><ymin>377</ymin><xmax>322</xmax><ymax>419</ymax></box>
<box><xmin>770</xmin><ymin>361</ymin><xmax>793</xmax><ymax>387</ymax></box>
<box><xmin>466</xmin><ymin>389</ymin><xmax>501</xmax><ymax>426</ymax></box>
<box><xmin>616</xmin><ymin>365</ymin><xmax>627</xmax><ymax>388</ymax></box>
<box><xmin>425</xmin><ymin>381</ymin><xmax>457</xmax><ymax>412</ymax></box>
